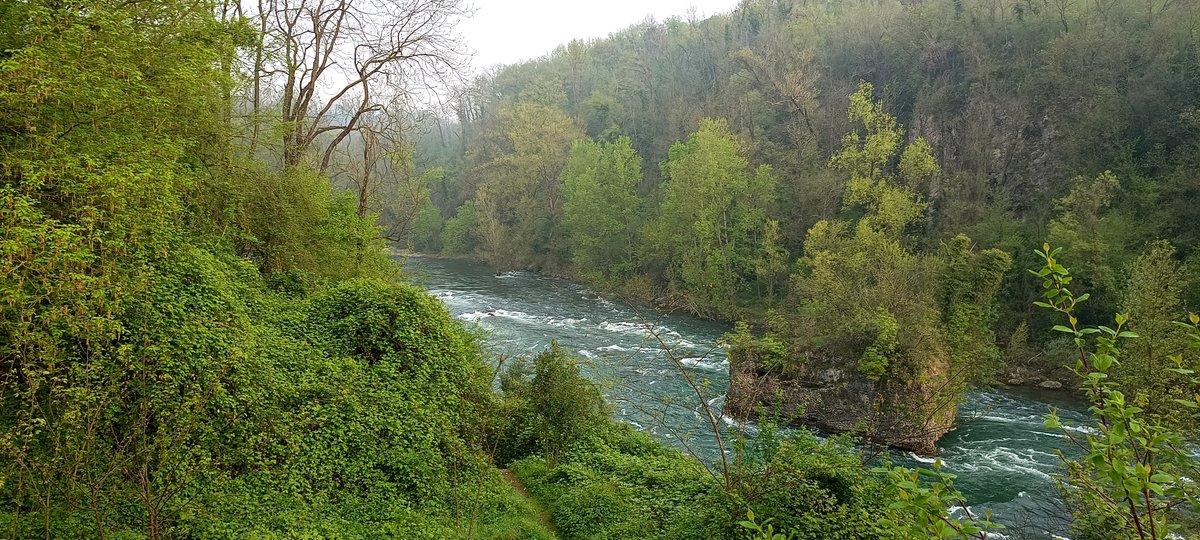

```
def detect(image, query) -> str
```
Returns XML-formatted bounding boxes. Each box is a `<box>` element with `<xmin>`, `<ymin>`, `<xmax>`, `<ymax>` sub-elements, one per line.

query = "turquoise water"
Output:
<box><xmin>405</xmin><ymin>256</ymin><xmax>1089</xmax><ymax>538</ymax></box>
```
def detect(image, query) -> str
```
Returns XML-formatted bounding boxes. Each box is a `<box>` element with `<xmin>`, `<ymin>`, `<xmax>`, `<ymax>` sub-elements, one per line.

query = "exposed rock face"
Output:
<box><xmin>726</xmin><ymin>349</ymin><xmax>958</xmax><ymax>456</ymax></box>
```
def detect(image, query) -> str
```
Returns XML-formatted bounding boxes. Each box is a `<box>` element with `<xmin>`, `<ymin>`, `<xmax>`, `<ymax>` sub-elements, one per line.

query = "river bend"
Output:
<box><xmin>404</xmin><ymin>256</ymin><xmax>1087</xmax><ymax>538</ymax></box>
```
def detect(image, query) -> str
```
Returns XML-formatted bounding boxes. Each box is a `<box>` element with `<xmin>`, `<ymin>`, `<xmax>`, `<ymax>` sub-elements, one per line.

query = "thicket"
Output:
<box><xmin>0</xmin><ymin>2</ymin><xmax>548</xmax><ymax>538</ymax></box>
<box><xmin>774</xmin><ymin>83</ymin><xmax>1011</xmax><ymax>392</ymax></box>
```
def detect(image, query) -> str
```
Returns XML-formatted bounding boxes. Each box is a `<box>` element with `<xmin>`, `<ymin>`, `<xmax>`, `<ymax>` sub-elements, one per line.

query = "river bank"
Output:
<box><xmin>395</xmin><ymin>247</ymin><xmax>1081</xmax><ymax>394</ymax></box>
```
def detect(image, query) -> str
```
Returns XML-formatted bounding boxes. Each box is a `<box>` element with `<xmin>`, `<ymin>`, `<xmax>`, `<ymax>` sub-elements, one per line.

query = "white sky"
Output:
<box><xmin>459</xmin><ymin>0</ymin><xmax>742</xmax><ymax>72</ymax></box>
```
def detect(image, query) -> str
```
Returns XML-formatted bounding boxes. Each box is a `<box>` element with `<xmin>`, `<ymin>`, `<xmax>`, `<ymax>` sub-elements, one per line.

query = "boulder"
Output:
<box><xmin>1038</xmin><ymin>380</ymin><xmax>1063</xmax><ymax>390</ymax></box>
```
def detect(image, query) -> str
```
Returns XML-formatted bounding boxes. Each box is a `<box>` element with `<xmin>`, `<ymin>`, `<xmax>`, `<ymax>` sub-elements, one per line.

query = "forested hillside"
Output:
<box><xmin>410</xmin><ymin>0</ymin><xmax>1200</xmax><ymax>369</ymax></box>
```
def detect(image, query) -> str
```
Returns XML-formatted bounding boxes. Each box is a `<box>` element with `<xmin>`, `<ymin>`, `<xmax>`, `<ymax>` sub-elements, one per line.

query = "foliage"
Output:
<box><xmin>724</xmin><ymin>321</ymin><xmax>789</xmax><ymax>373</ymax></box>
<box><xmin>1</xmin><ymin>2</ymin><xmax>242</xmax><ymax>536</ymax></box>
<box><xmin>465</xmin><ymin>98</ymin><xmax>583</xmax><ymax>271</ymax></box>
<box><xmin>780</xmin><ymin>84</ymin><xmax>1008</xmax><ymax>403</ymax></box>
<box><xmin>561</xmin><ymin>137</ymin><xmax>643</xmax><ymax>281</ymax></box>
<box><xmin>1046</xmin><ymin>171</ymin><xmax>1128</xmax><ymax>314</ymax></box>
<box><xmin>1174</xmin><ymin>315</ymin><xmax>1200</xmax><ymax>416</ymax></box>
<box><xmin>504</xmin><ymin>353</ymin><xmax>895</xmax><ymax>540</ymax></box>
<box><xmin>829</xmin><ymin>82</ymin><xmax>932</xmax><ymax>239</ymax></box>
<box><xmin>441</xmin><ymin>200</ymin><xmax>480</xmax><ymax>255</ymax></box>
<box><xmin>738</xmin><ymin>509</ymin><xmax>793</xmax><ymax>540</ymax></box>
<box><xmin>871</xmin><ymin>461</ymin><xmax>1002</xmax><ymax>539</ymax></box>
<box><xmin>754</xmin><ymin>219</ymin><xmax>790</xmax><ymax>304</ymax></box>
<box><xmin>858</xmin><ymin>308</ymin><xmax>899</xmax><ymax>380</ymax></box>
<box><xmin>1034</xmin><ymin>244</ymin><xmax>1200</xmax><ymax>539</ymax></box>
<box><xmin>731</xmin><ymin>428</ymin><xmax>886</xmax><ymax>539</ymax></box>
<box><xmin>1115</xmin><ymin>240</ymin><xmax>1195</xmax><ymax>429</ymax></box>
<box><xmin>786</xmin><ymin>82</ymin><xmax>940</xmax><ymax>367</ymax></box>
<box><xmin>511</xmin><ymin>423</ymin><xmax>728</xmax><ymax>540</ymax></box>
<box><xmin>644</xmin><ymin>118</ymin><xmax>777</xmax><ymax>317</ymax></box>
<box><xmin>0</xmin><ymin>1</ymin><xmax>523</xmax><ymax>537</ymax></box>
<box><xmin>499</xmin><ymin>343</ymin><xmax>608</xmax><ymax>467</ymax></box>
<box><xmin>939</xmin><ymin>235</ymin><xmax>1013</xmax><ymax>386</ymax></box>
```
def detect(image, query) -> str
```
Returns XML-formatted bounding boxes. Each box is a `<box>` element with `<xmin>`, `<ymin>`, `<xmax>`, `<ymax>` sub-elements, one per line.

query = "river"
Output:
<box><xmin>403</xmin><ymin>255</ymin><xmax>1089</xmax><ymax>539</ymax></box>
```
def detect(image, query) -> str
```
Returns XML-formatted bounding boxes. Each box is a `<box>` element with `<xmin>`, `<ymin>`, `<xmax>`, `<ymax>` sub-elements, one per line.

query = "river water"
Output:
<box><xmin>404</xmin><ymin>256</ymin><xmax>1089</xmax><ymax>539</ymax></box>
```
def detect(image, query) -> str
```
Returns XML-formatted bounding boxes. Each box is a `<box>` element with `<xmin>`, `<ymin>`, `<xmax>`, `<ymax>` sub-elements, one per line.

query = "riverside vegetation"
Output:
<box><xmin>2</xmin><ymin>0</ymin><xmax>1200</xmax><ymax>539</ymax></box>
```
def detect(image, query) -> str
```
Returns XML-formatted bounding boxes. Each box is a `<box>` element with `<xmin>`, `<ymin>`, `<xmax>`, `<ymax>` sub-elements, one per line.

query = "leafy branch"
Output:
<box><xmin>1032</xmin><ymin>243</ymin><xmax>1199</xmax><ymax>539</ymax></box>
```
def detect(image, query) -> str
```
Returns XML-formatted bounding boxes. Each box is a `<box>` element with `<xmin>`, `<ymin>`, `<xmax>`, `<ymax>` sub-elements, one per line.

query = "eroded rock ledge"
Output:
<box><xmin>726</xmin><ymin>349</ymin><xmax>958</xmax><ymax>456</ymax></box>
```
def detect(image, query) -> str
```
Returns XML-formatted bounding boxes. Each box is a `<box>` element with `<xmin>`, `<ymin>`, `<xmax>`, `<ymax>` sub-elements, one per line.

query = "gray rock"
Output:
<box><xmin>726</xmin><ymin>349</ymin><xmax>957</xmax><ymax>456</ymax></box>
<box><xmin>1006</xmin><ymin>378</ymin><xmax>1023</xmax><ymax>386</ymax></box>
<box><xmin>1038</xmin><ymin>380</ymin><xmax>1063</xmax><ymax>389</ymax></box>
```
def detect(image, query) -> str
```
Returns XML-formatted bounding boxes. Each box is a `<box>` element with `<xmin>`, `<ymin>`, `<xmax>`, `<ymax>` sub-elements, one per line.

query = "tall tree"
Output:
<box><xmin>790</xmin><ymin>81</ymin><xmax>942</xmax><ymax>374</ymax></box>
<box><xmin>255</xmin><ymin>0</ymin><xmax>467</xmax><ymax>168</ymax></box>
<box><xmin>1046</xmin><ymin>170</ymin><xmax>1139</xmax><ymax>318</ymax></box>
<box><xmin>561</xmin><ymin>137</ymin><xmax>642</xmax><ymax>280</ymax></box>
<box><xmin>647</xmin><ymin>118</ymin><xmax>776</xmax><ymax>316</ymax></box>
<box><xmin>1117</xmin><ymin>240</ymin><xmax>1194</xmax><ymax>428</ymax></box>
<box><xmin>467</xmin><ymin>95</ymin><xmax>582</xmax><ymax>271</ymax></box>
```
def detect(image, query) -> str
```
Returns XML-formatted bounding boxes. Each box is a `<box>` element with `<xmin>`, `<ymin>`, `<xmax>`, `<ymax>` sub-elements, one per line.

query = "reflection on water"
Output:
<box><xmin>404</xmin><ymin>255</ymin><xmax>1088</xmax><ymax>539</ymax></box>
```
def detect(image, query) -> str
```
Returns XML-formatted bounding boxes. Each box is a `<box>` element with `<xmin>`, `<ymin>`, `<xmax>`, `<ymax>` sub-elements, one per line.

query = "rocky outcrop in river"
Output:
<box><xmin>726</xmin><ymin>348</ymin><xmax>958</xmax><ymax>455</ymax></box>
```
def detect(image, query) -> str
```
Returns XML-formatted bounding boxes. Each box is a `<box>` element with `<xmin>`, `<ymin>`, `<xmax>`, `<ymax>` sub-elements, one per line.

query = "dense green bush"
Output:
<box><xmin>1036</xmin><ymin>245</ymin><xmax>1200</xmax><ymax>540</ymax></box>
<box><xmin>732</xmin><ymin>431</ymin><xmax>885</xmax><ymax>539</ymax></box>
<box><xmin>0</xmin><ymin>2</ymin><xmax>545</xmax><ymax>537</ymax></box>
<box><xmin>512</xmin><ymin>423</ymin><xmax>727</xmax><ymax>540</ymax></box>
<box><xmin>497</xmin><ymin>343</ymin><xmax>609</xmax><ymax>466</ymax></box>
<box><xmin>511</xmin><ymin>420</ymin><xmax>901</xmax><ymax>540</ymax></box>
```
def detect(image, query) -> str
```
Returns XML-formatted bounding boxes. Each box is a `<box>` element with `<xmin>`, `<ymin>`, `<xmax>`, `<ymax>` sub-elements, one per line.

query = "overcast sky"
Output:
<box><xmin>458</xmin><ymin>0</ymin><xmax>742</xmax><ymax>73</ymax></box>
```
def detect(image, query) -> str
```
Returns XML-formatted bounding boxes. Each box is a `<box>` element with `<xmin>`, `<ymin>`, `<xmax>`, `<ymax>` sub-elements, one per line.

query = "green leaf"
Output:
<box><xmin>1173</xmin><ymin>399</ymin><xmax>1199</xmax><ymax>409</ymax></box>
<box><xmin>1150</xmin><ymin>473</ymin><xmax>1175</xmax><ymax>484</ymax></box>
